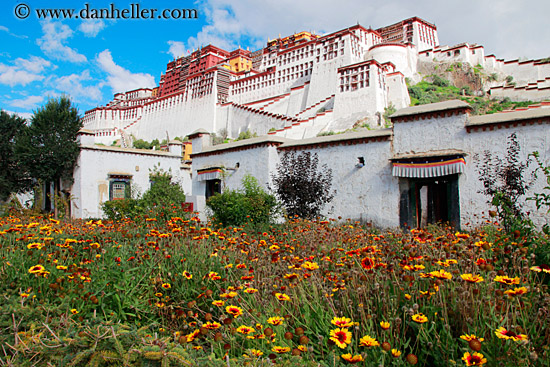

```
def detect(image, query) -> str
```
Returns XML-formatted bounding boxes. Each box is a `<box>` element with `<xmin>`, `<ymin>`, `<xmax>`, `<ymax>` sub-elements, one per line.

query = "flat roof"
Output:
<box><xmin>468</xmin><ymin>107</ymin><xmax>550</xmax><ymax>126</ymax></box>
<box><xmin>391</xmin><ymin>100</ymin><xmax>471</xmax><ymax>119</ymax></box>
<box><xmin>278</xmin><ymin>129</ymin><xmax>392</xmax><ymax>149</ymax></box>
<box><xmin>81</xmin><ymin>144</ymin><xmax>180</xmax><ymax>157</ymax></box>
<box><xmin>194</xmin><ymin>135</ymin><xmax>290</xmax><ymax>155</ymax></box>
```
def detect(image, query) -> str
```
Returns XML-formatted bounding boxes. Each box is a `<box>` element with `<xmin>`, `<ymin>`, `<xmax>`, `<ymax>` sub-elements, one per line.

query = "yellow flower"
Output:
<box><xmin>495</xmin><ymin>327</ymin><xmax>528</xmax><ymax>341</ymax></box>
<box><xmin>359</xmin><ymin>335</ymin><xmax>379</xmax><ymax>347</ymax></box>
<box><xmin>331</xmin><ymin>316</ymin><xmax>353</xmax><ymax>328</ymax></box>
<box><xmin>462</xmin><ymin>352</ymin><xmax>487</xmax><ymax>366</ymax></box>
<box><xmin>429</xmin><ymin>269</ymin><xmax>452</xmax><ymax>280</ymax></box>
<box><xmin>391</xmin><ymin>349</ymin><xmax>401</xmax><ymax>357</ymax></box>
<box><xmin>271</xmin><ymin>346</ymin><xmax>290</xmax><ymax>354</ymax></box>
<box><xmin>494</xmin><ymin>275</ymin><xmax>520</xmax><ymax>285</ymax></box>
<box><xmin>380</xmin><ymin>321</ymin><xmax>390</xmax><ymax>330</ymax></box>
<box><xmin>461</xmin><ymin>273</ymin><xmax>484</xmax><ymax>283</ymax></box>
<box><xmin>70</xmin><ymin>309</ymin><xmax>78</xmax><ymax>314</ymax></box>
<box><xmin>329</xmin><ymin>328</ymin><xmax>352</xmax><ymax>349</ymax></box>
<box><xmin>225</xmin><ymin>305</ymin><xmax>243</xmax><ymax>318</ymax></box>
<box><xmin>28</xmin><ymin>265</ymin><xmax>46</xmax><ymax>274</ymax></box>
<box><xmin>341</xmin><ymin>353</ymin><xmax>364</xmax><ymax>363</ymax></box>
<box><xmin>411</xmin><ymin>313</ymin><xmax>428</xmax><ymax>324</ymax></box>
<box><xmin>504</xmin><ymin>287</ymin><xmax>528</xmax><ymax>297</ymax></box>
<box><xmin>267</xmin><ymin>316</ymin><xmax>285</xmax><ymax>326</ymax></box>
<box><xmin>301</xmin><ymin>261</ymin><xmax>319</xmax><ymax>270</ymax></box>
<box><xmin>460</xmin><ymin>334</ymin><xmax>485</xmax><ymax>342</ymax></box>
<box><xmin>236</xmin><ymin>325</ymin><xmax>255</xmax><ymax>335</ymax></box>
<box><xmin>275</xmin><ymin>293</ymin><xmax>291</xmax><ymax>301</ymax></box>
<box><xmin>249</xmin><ymin>349</ymin><xmax>263</xmax><ymax>357</ymax></box>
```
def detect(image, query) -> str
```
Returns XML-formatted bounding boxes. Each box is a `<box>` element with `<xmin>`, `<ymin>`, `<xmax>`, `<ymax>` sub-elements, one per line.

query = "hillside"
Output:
<box><xmin>408</xmin><ymin>74</ymin><xmax>538</xmax><ymax>115</ymax></box>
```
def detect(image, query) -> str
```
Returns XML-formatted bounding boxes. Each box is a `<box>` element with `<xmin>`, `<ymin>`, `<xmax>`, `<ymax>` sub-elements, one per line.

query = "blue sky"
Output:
<box><xmin>2</xmin><ymin>0</ymin><xmax>550</xmax><ymax>119</ymax></box>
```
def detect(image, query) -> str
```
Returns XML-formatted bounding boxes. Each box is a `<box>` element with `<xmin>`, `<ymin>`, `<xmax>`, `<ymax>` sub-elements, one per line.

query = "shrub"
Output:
<box><xmin>431</xmin><ymin>75</ymin><xmax>450</xmax><ymax>87</ymax></box>
<box><xmin>101</xmin><ymin>198</ymin><xmax>143</xmax><ymax>221</ymax></box>
<box><xmin>206</xmin><ymin>174</ymin><xmax>278</xmax><ymax>227</ymax></box>
<box><xmin>142</xmin><ymin>169</ymin><xmax>187</xmax><ymax>221</ymax></box>
<box><xmin>271</xmin><ymin>151</ymin><xmax>335</xmax><ymax>219</ymax></box>
<box><xmin>475</xmin><ymin>132</ymin><xmax>533</xmax><ymax>232</ymax></box>
<box><xmin>102</xmin><ymin>166</ymin><xmax>187</xmax><ymax>221</ymax></box>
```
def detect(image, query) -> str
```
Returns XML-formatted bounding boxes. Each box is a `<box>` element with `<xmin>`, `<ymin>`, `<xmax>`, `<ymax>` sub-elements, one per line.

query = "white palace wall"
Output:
<box><xmin>188</xmin><ymin>101</ymin><xmax>550</xmax><ymax>230</ymax></box>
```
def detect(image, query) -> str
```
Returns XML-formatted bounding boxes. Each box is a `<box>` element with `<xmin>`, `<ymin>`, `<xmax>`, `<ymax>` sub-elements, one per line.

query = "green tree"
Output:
<box><xmin>17</xmin><ymin>97</ymin><xmax>83</xmax><ymax>216</ymax></box>
<box><xmin>141</xmin><ymin>167</ymin><xmax>187</xmax><ymax>220</ymax></box>
<box><xmin>206</xmin><ymin>174</ymin><xmax>278</xmax><ymax>227</ymax></box>
<box><xmin>0</xmin><ymin>110</ymin><xmax>32</xmax><ymax>202</ymax></box>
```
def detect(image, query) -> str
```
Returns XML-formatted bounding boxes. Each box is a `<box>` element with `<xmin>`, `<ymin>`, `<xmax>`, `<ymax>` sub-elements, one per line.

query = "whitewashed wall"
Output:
<box><xmin>72</xmin><ymin>140</ymin><xmax>185</xmax><ymax>219</ymax></box>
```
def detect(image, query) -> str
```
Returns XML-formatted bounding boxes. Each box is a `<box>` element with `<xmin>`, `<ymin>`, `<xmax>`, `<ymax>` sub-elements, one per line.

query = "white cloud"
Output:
<box><xmin>96</xmin><ymin>50</ymin><xmax>156</xmax><ymax>93</ymax></box>
<box><xmin>53</xmin><ymin>70</ymin><xmax>104</xmax><ymax>102</ymax></box>
<box><xmin>0</xmin><ymin>25</ymin><xmax>27</xmax><ymax>39</ymax></box>
<box><xmin>3</xmin><ymin>110</ymin><xmax>33</xmax><ymax>121</ymax></box>
<box><xmin>0</xmin><ymin>56</ymin><xmax>52</xmax><ymax>86</ymax></box>
<box><xmin>8</xmin><ymin>95</ymin><xmax>44</xmax><ymax>109</ymax></box>
<box><xmin>79</xmin><ymin>19</ymin><xmax>106</xmax><ymax>37</ymax></box>
<box><xmin>37</xmin><ymin>20</ymin><xmax>87</xmax><ymax>63</ymax></box>
<box><xmin>15</xmin><ymin>56</ymin><xmax>52</xmax><ymax>74</ymax></box>
<box><xmin>167</xmin><ymin>41</ymin><xmax>186</xmax><ymax>58</ymax></box>
<box><xmin>187</xmin><ymin>0</ymin><xmax>550</xmax><ymax>60</ymax></box>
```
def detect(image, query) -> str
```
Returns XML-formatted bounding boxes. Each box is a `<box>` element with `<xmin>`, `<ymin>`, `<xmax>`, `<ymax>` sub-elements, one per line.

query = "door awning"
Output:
<box><xmin>197</xmin><ymin>167</ymin><xmax>223</xmax><ymax>181</ymax></box>
<box><xmin>392</xmin><ymin>156</ymin><xmax>466</xmax><ymax>178</ymax></box>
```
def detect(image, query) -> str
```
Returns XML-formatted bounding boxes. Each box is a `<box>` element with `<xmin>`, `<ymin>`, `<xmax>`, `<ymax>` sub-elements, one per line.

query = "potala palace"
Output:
<box><xmin>81</xmin><ymin>16</ymin><xmax>550</xmax><ymax>143</ymax></box>
<box><xmin>72</xmin><ymin>17</ymin><xmax>550</xmax><ymax>228</ymax></box>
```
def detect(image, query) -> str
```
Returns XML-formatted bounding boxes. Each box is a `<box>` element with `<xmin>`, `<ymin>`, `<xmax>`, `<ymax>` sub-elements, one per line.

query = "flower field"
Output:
<box><xmin>0</xmin><ymin>214</ymin><xmax>549</xmax><ymax>366</ymax></box>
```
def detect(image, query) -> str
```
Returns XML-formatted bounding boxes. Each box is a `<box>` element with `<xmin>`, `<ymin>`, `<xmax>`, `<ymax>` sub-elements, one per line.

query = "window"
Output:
<box><xmin>205</xmin><ymin>179</ymin><xmax>221</xmax><ymax>199</ymax></box>
<box><xmin>108</xmin><ymin>175</ymin><xmax>132</xmax><ymax>200</ymax></box>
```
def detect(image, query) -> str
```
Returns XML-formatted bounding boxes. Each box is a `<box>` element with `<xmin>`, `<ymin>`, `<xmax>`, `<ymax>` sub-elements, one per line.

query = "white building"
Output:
<box><xmin>188</xmin><ymin>100</ymin><xmax>550</xmax><ymax>230</ymax></box>
<box><xmin>71</xmin><ymin>130</ymin><xmax>191</xmax><ymax>218</ymax></box>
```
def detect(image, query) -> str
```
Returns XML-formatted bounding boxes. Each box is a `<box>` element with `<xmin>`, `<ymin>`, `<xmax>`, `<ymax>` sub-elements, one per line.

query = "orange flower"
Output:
<box><xmin>380</xmin><ymin>321</ymin><xmax>390</xmax><ymax>330</ymax></box>
<box><xmin>391</xmin><ymin>349</ymin><xmax>401</xmax><ymax>357</ymax></box>
<box><xmin>331</xmin><ymin>317</ymin><xmax>353</xmax><ymax>328</ymax></box>
<box><xmin>411</xmin><ymin>313</ymin><xmax>428</xmax><ymax>324</ymax></box>
<box><xmin>225</xmin><ymin>305</ymin><xmax>243</xmax><ymax>318</ymax></box>
<box><xmin>220</xmin><ymin>292</ymin><xmax>238</xmax><ymax>299</ymax></box>
<box><xmin>275</xmin><ymin>293</ymin><xmax>290</xmax><ymax>301</ymax></box>
<box><xmin>462</xmin><ymin>352</ymin><xmax>487</xmax><ymax>366</ymax></box>
<box><xmin>494</xmin><ymin>275</ymin><xmax>520</xmax><ymax>285</ymax></box>
<box><xmin>359</xmin><ymin>335</ymin><xmax>379</xmax><ymax>347</ymax></box>
<box><xmin>236</xmin><ymin>325</ymin><xmax>255</xmax><ymax>335</ymax></box>
<box><xmin>360</xmin><ymin>257</ymin><xmax>375</xmax><ymax>270</ymax></box>
<box><xmin>185</xmin><ymin>329</ymin><xmax>200</xmax><ymax>342</ymax></box>
<box><xmin>203</xmin><ymin>321</ymin><xmax>221</xmax><ymax>330</ymax></box>
<box><xmin>28</xmin><ymin>265</ymin><xmax>46</xmax><ymax>274</ymax></box>
<box><xmin>460</xmin><ymin>334</ymin><xmax>485</xmax><ymax>342</ymax></box>
<box><xmin>249</xmin><ymin>349</ymin><xmax>263</xmax><ymax>357</ymax></box>
<box><xmin>161</xmin><ymin>283</ymin><xmax>171</xmax><ymax>289</ymax></box>
<box><xmin>504</xmin><ymin>287</ymin><xmax>528</xmax><ymax>297</ymax></box>
<box><xmin>341</xmin><ymin>353</ymin><xmax>364</xmax><ymax>363</ymax></box>
<box><xmin>244</xmin><ymin>288</ymin><xmax>258</xmax><ymax>294</ymax></box>
<box><xmin>495</xmin><ymin>327</ymin><xmax>528</xmax><ymax>341</ymax></box>
<box><xmin>461</xmin><ymin>274</ymin><xmax>484</xmax><ymax>283</ymax></box>
<box><xmin>329</xmin><ymin>328</ymin><xmax>352</xmax><ymax>348</ymax></box>
<box><xmin>212</xmin><ymin>300</ymin><xmax>225</xmax><ymax>307</ymax></box>
<box><xmin>429</xmin><ymin>269</ymin><xmax>452</xmax><ymax>280</ymax></box>
<box><xmin>207</xmin><ymin>271</ymin><xmax>221</xmax><ymax>280</ymax></box>
<box><xmin>271</xmin><ymin>346</ymin><xmax>291</xmax><ymax>354</ymax></box>
<box><xmin>267</xmin><ymin>316</ymin><xmax>285</xmax><ymax>326</ymax></box>
<box><xmin>301</xmin><ymin>261</ymin><xmax>319</xmax><ymax>270</ymax></box>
